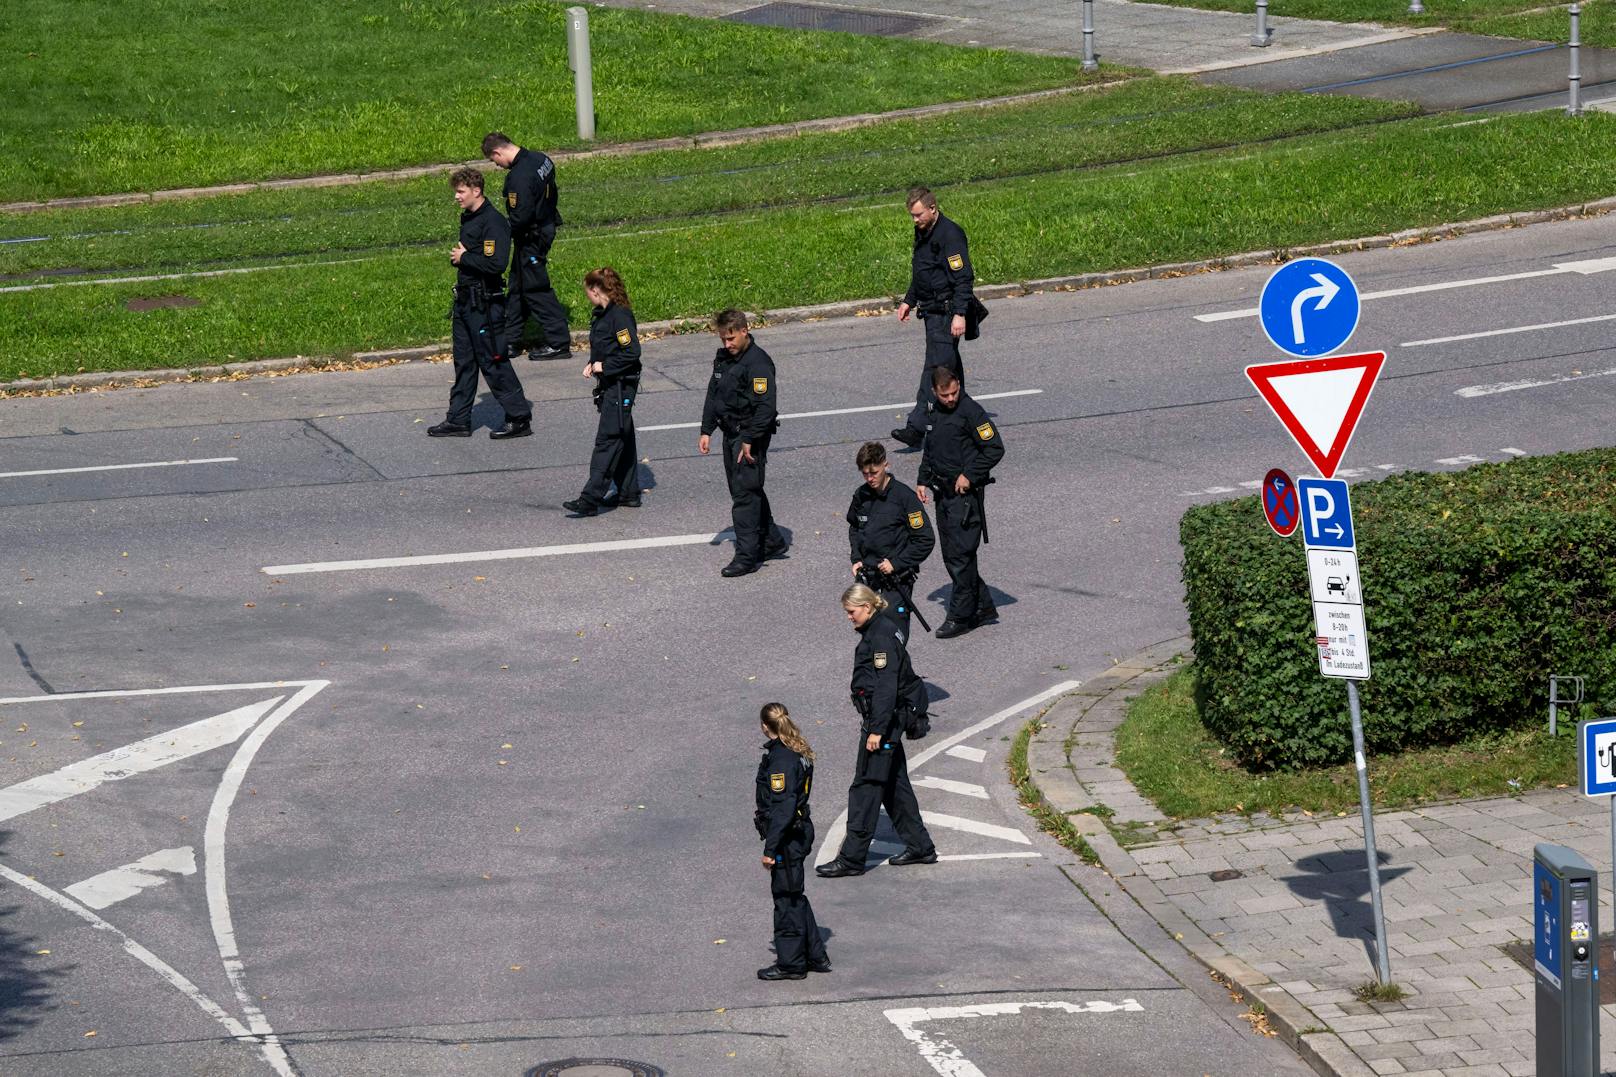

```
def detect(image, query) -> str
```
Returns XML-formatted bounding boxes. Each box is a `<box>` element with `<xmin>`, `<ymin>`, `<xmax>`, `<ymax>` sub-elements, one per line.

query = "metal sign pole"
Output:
<box><xmin>566</xmin><ymin>7</ymin><xmax>597</xmax><ymax>140</ymax></box>
<box><xmin>1081</xmin><ymin>0</ymin><xmax>1099</xmax><ymax>72</ymax></box>
<box><xmin>1347</xmin><ymin>679</ymin><xmax>1391</xmax><ymax>983</ymax></box>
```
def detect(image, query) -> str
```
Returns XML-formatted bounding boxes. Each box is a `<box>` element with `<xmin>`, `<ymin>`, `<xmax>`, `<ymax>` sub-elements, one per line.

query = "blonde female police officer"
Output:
<box><xmin>755</xmin><ymin>702</ymin><xmax>831</xmax><ymax>980</ymax></box>
<box><xmin>563</xmin><ymin>267</ymin><xmax>643</xmax><ymax>516</ymax></box>
<box><xmin>816</xmin><ymin>585</ymin><xmax>937</xmax><ymax>878</ymax></box>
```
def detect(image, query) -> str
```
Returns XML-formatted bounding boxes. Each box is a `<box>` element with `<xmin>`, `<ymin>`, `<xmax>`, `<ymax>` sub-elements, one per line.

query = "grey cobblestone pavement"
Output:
<box><xmin>1030</xmin><ymin>640</ymin><xmax>1616</xmax><ymax>1077</ymax></box>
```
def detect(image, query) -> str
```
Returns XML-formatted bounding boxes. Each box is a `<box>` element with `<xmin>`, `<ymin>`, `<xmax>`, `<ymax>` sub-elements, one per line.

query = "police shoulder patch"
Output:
<box><xmin>977</xmin><ymin>421</ymin><xmax>995</xmax><ymax>441</ymax></box>
<box><xmin>507</xmin><ymin>191</ymin><xmax>518</xmax><ymax>208</ymax></box>
<box><xmin>907</xmin><ymin>510</ymin><xmax>924</xmax><ymax>529</ymax></box>
<box><xmin>482</xmin><ymin>239</ymin><xmax>495</xmax><ymax>257</ymax></box>
<box><xmin>873</xmin><ymin>652</ymin><xmax>888</xmax><ymax>670</ymax></box>
<box><xmin>770</xmin><ymin>772</ymin><xmax>786</xmax><ymax>792</ymax></box>
<box><xmin>616</xmin><ymin>327</ymin><xmax>632</xmax><ymax>346</ymax></box>
<box><xmin>753</xmin><ymin>377</ymin><xmax>768</xmax><ymax>394</ymax></box>
<box><xmin>947</xmin><ymin>253</ymin><xmax>964</xmax><ymax>271</ymax></box>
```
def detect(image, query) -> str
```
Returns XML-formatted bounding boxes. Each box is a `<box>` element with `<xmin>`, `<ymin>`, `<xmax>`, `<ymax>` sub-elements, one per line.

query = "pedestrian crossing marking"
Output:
<box><xmin>913</xmin><ymin>776</ymin><xmax>989</xmax><ymax>799</ymax></box>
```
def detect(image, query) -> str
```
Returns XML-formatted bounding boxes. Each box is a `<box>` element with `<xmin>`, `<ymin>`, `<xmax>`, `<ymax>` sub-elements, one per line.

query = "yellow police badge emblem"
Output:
<box><xmin>977</xmin><ymin>422</ymin><xmax>994</xmax><ymax>441</ymax></box>
<box><xmin>770</xmin><ymin>772</ymin><xmax>786</xmax><ymax>793</ymax></box>
<box><xmin>947</xmin><ymin>253</ymin><xmax>964</xmax><ymax>271</ymax></box>
<box><xmin>908</xmin><ymin>511</ymin><xmax>924</xmax><ymax>529</ymax></box>
<box><xmin>616</xmin><ymin>328</ymin><xmax>632</xmax><ymax>346</ymax></box>
<box><xmin>482</xmin><ymin>239</ymin><xmax>495</xmax><ymax>257</ymax></box>
<box><xmin>507</xmin><ymin>191</ymin><xmax>518</xmax><ymax>209</ymax></box>
<box><xmin>753</xmin><ymin>377</ymin><xmax>768</xmax><ymax>394</ymax></box>
<box><xmin>873</xmin><ymin>652</ymin><xmax>888</xmax><ymax>669</ymax></box>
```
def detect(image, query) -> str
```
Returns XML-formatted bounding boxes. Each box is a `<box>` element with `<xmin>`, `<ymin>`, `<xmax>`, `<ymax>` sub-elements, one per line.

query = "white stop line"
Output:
<box><xmin>885</xmin><ymin>999</ymin><xmax>1144</xmax><ymax>1077</ymax></box>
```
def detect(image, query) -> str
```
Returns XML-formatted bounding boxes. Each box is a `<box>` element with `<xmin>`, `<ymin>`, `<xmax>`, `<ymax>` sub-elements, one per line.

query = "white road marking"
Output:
<box><xmin>0</xmin><ymin>257</ymin><xmax>377</xmax><ymax>294</ymax></box>
<box><xmin>65</xmin><ymin>846</ymin><xmax>197</xmax><ymax>909</ymax></box>
<box><xmin>1401</xmin><ymin>311</ymin><xmax>1616</xmax><ymax>347</ymax></box>
<box><xmin>635</xmin><ymin>388</ymin><xmax>1044</xmax><ymax>433</ymax></box>
<box><xmin>885</xmin><ymin>999</ymin><xmax>1145</xmax><ymax>1077</ymax></box>
<box><xmin>923</xmin><ymin>812</ymin><xmax>1033</xmax><ymax>845</ymax></box>
<box><xmin>0</xmin><ymin>456</ymin><xmax>238</xmax><ymax>480</ymax></box>
<box><xmin>913</xmin><ymin>776</ymin><xmax>990</xmax><ymax>799</ymax></box>
<box><xmin>1434</xmin><ymin>454</ymin><xmax>1486</xmax><ymax>466</ymax></box>
<box><xmin>1194</xmin><ymin>257</ymin><xmax>1616</xmax><ymax>323</ymax></box>
<box><xmin>1179</xmin><ymin>449</ymin><xmax>1540</xmax><ymax>496</ymax></box>
<box><xmin>261</xmin><ymin>529</ymin><xmax>734</xmax><ymax>575</ymax></box>
<box><xmin>938</xmin><ymin>852</ymin><xmax>1042</xmax><ymax>862</ymax></box>
<box><xmin>1455</xmin><ymin>367</ymin><xmax>1616</xmax><ymax>398</ymax></box>
<box><xmin>1502</xmin><ymin>447</ymin><xmax>1527</xmax><ymax>455</ymax></box>
<box><xmin>944</xmin><ymin>745</ymin><xmax>986</xmax><ymax>763</ymax></box>
<box><xmin>0</xmin><ymin>697</ymin><xmax>281</xmax><ymax>823</ymax></box>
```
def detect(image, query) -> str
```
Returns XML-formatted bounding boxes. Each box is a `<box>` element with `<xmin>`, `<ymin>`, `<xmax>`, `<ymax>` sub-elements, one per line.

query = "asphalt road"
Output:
<box><xmin>3</xmin><ymin>211</ymin><xmax>1616</xmax><ymax>1075</ymax></box>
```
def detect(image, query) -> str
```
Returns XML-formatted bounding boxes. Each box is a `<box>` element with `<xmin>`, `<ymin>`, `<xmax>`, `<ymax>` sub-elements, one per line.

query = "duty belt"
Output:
<box><xmin>452</xmin><ymin>283</ymin><xmax>506</xmax><ymax>306</ymax></box>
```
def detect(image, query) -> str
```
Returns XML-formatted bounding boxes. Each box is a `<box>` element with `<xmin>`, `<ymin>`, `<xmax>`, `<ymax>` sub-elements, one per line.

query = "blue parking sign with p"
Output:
<box><xmin>1297</xmin><ymin>477</ymin><xmax>1354</xmax><ymax>548</ymax></box>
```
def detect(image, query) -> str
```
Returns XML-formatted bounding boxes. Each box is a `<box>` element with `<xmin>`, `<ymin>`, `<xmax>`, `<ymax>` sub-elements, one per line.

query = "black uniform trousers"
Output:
<box><xmin>722</xmin><ymin>431</ymin><xmax>781</xmax><ymax>566</ymax></box>
<box><xmin>837</xmin><ymin>736</ymin><xmax>934</xmax><ymax>866</ymax></box>
<box><xmin>581</xmin><ymin>385</ymin><xmax>641</xmax><ymax>505</ymax></box>
<box><xmin>905</xmin><ymin>312</ymin><xmax>965</xmax><ymax>434</ymax></box>
<box><xmin>770</xmin><ymin>823</ymin><xmax>828</xmax><ymax>973</ymax></box>
<box><xmin>449</xmin><ymin>297</ymin><xmax>531</xmax><ymax>426</ymax></box>
<box><xmin>935</xmin><ymin>491</ymin><xmax>992</xmax><ymax>621</ymax></box>
<box><xmin>505</xmin><ymin>225</ymin><xmax>571</xmax><ymax>355</ymax></box>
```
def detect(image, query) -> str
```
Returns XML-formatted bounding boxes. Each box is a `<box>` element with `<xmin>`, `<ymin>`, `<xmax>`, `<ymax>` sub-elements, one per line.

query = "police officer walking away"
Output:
<box><xmin>482</xmin><ymin>132</ymin><xmax>571</xmax><ymax>361</ymax></box>
<box><xmin>918</xmin><ymin>366</ymin><xmax>1005</xmax><ymax>638</ymax></box>
<box><xmin>847</xmin><ymin>441</ymin><xmax>934</xmax><ymax>637</ymax></box>
<box><xmin>755</xmin><ymin>702</ymin><xmax>831</xmax><ymax>980</ymax></box>
<box><xmin>562</xmin><ymin>268</ymin><xmax>642</xmax><ymax>516</ymax></box>
<box><xmin>817</xmin><ymin>584</ymin><xmax>936</xmax><ymax>878</ymax></box>
<box><xmin>892</xmin><ymin>187</ymin><xmax>980</xmax><ymax>449</ymax></box>
<box><xmin>700</xmin><ymin>309</ymin><xmax>786</xmax><ymax>577</ymax></box>
<box><xmin>429</xmin><ymin>167</ymin><xmax>533</xmax><ymax>440</ymax></box>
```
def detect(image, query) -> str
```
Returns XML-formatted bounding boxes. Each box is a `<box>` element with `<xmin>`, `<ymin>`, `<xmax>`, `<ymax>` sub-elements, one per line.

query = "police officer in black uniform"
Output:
<box><xmin>847</xmin><ymin>441</ymin><xmax>935</xmax><ymax>638</ymax></box>
<box><xmin>755</xmin><ymin>702</ymin><xmax>831</xmax><ymax>980</ymax></box>
<box><xmin>701</xmin><ymin>309</ymin><xmax>786</xmax><ymax>577</ymax></box>
<box><xmin>563</xmin><ymin>267</ymin><xmax>642</xmax><ymax>516</ymax></box>
<box><xmin>918</xmin><ymin>366</ymin><xmax>1005</xmax><ymax>639</ymax></box>
<box><xmin>483</xmin><ymin>132</ymin><xmax>571</xmax><ymax>361</ymax></box>
<box><xmin>817</xmin><ymin>584</ymin><xmax>936</xmax><ymax>878</ymax></box>
<box><xmin>893</xmin><ymin>186</ymin><xmax>978</xmax><ymax>449</ymax></box>
<box><xmin>429</xmin><ymin>167</ymin><xmax>533</xmax><ymax>440</ymax></box>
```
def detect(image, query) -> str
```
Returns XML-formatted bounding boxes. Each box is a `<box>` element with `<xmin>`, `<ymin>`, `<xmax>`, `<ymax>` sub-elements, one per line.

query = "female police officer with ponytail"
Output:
<box><xmin>816</xmin><ymin>584</ymin><xmax>937</xmax><ymax>879</ymax></box>
<box><xmin>563</xmin><ymin>267</ymin><xmax>643</xmax><ymax>516</ymax></box>
<box><xmin>755</xmin><ymin>702</ymin><xmax>831</xmax><ymax>980</ymax></box>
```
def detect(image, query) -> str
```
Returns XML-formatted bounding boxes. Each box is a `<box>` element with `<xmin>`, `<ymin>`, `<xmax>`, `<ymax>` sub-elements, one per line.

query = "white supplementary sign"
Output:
<box><xmin>1298</xmin><ymin>478</ymin><xmax>1371</xmax><ymax>680</ymax></box>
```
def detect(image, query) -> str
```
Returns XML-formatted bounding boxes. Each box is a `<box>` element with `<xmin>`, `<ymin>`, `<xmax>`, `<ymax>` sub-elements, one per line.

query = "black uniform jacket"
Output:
<box><xmin>455</xmin><ymin>199</ymin><xmax>510</xmax><ymax>291</ymax></box>
<box><xmin>501</xmin><ymin>147</ymin><xmax>561</xmax><ymax>242</ymax></box>
<box><xmin>918</xmin><ymin>391</ymin><xmax>1006</xmax><ymax>492</ymax></box>
<box><xmin>588</xmin><ymin>303</ymin><xmax>642</xmax><ymax>387</ymax></box>
<box><xmin>902</xmin><ymin>212</ymin><xmax>974</xmax><ymax>317</ymax></box>
<box><xmin>847</xmin><ymin>477</ymin><xmax>935</xmax><ymax>572</ymax></box>
<box><xmin>852</xmin><ymin>612</ymin><xmax>928</xmax><ymax>737</ymax></box>
<box><xmin>700</xmin><ymin>337</ymin><xmax>779</xmax><ymax>442</ymax></box>
<box><xmin>755</xmin><ymin>739</ymin><xmax>813</xmax><ymax>860</ymax></box>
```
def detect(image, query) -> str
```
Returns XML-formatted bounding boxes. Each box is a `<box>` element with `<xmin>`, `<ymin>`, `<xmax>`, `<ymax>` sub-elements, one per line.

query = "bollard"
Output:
<box><xmin>1252</xmin><ymin>0</ymin><xmax>1273</xmax><ymax>46</ymax></box>
<box><xmin>1407</xmin><ymin>0</ymin><xmax>1424</xmax><ymax>15</ymax></box>
<box><xmin>1569</xmin><ymin>3</ymin><xmax>1582</xmax><ymax>116</ymax></box>
<box><xmin>566</xmin><ymin>6</ymin><xmax>596</xmax><ymax>140</ymax></box>
<box><xmin>1082</xmin><ymin>0</ymin><xmax>1099</xmax><ymax>72</ymax></box>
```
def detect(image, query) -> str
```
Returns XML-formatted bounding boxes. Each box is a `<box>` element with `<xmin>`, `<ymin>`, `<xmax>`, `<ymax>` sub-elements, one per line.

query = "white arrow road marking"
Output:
<box><xmin>65</xmin><ymin>847</ymin><xmax>197</xmax><ymax>910</ymax></box>
<box><xmin>0</xmin><ymin>457</ymin><xmax>238</xmax><ymax>480</ymax></box>
<box><xmin>636</xmin><ymin>388</ymin><xmax>1043</xmax><ymax>433</ymax></box>
<box><xmin>944</xmin><ymin>745</ymin><xmax>986</xmax><ymax>763</ymax></box>
<box><xmin>913</xmin><ymin>776</ymin><xmax>990</xmax><ymax>799</ymax></box>
<box><xmin>885</xmin><ymin>999</ymin><xmax>1145</xmax><ymax>1077</ymax></box>
<box><xmin>1289</xmin><ymin>273</ymin><xmax>1340</xmax><ymax>345</ymax></box>
<box><xmin>1195</xmin><ymin>257</ymin><xmax>1616</xmax><ymax>323</ymax></box>
<box><xmin>922</xmin><ymin>812</ymin><xmax>1033</xmax><ymax>845</ymax></box>
<box><xmin>262</xmin><ymin>529</ymin><xmax>734</xmax><ymax>575</ymax></box>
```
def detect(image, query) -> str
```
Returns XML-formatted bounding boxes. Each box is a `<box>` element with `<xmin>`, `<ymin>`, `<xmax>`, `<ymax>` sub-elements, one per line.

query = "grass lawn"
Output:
<box><xmin>2</xmin><ymin>83</ymin><xmax>1613</xmax><ymax>381</ymax></box>
<box><xmin>1134</xmin><ymin>0</ymin><xmax>1613</xmax><ymax>46</ymax></box>
<box><xmin>1471</xmin><ymin>0</ymin><xmax>1616</xmax><ymax>46</ymax></box>
<box><xmin>1115</xmin><ymin>665</ymin><xmax>1577</xmax><ymax>819</ymax></box>
<box><xmin>0</xmin><ymin>0</ymin><xmax>1088</xmax><ymax>201</ymax></box>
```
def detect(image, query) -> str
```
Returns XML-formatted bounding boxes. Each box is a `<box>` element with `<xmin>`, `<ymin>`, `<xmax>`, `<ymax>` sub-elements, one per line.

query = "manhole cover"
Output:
<box><xmin>126</xmin><ymin>295</ymin><xmax>202</xmax><ymax>312</ymax></box>
<box><xmin>724</xmin><ymin>1</ymin><xmax>939</xmax><ymax>36</ymax></box>
<box><xmin>527</xmin><ymin>1060</ymin><xmax>665</xmax><ymax>1077</ymax></box>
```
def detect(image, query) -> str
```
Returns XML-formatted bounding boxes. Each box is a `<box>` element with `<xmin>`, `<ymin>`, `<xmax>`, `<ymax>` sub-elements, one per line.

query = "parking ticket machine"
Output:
<box><xmin>1534</xmin><ymin>844</ymin><xmax>1599</xmax><ymax>1077</ymax></box>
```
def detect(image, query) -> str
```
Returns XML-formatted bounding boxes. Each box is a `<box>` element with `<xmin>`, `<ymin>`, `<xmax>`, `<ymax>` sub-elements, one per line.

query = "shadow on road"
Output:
<box><xmin>0</xmin><ymin>830</ymin><xmax>64</xmax><ymax>1040</ymax></box>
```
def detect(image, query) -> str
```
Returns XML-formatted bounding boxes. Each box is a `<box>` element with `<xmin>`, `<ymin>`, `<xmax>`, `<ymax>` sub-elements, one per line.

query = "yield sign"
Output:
<box><xmin>1245</xmin><ymin>352</ymin><xmax>1384</xmax><ymax>479</ymax></box>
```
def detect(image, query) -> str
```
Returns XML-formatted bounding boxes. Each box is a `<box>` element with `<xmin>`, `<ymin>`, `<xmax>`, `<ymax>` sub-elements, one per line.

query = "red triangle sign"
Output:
<box><xmin>1244</xmin><ymin>352</ymin><xmax>1384</xmax><ymax>479</ymax></box>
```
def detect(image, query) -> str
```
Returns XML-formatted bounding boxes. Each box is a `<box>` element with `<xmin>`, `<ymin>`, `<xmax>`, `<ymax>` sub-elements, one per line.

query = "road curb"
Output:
<box><xmin>8</xmin><ymin>192</ymin><xmax>1616</xmax><ymax>397</ymax></box>
<box><xmin>1028</xmin><ymin>638</ymin><xmax>1373</xmax><ymax>1077</ymax></box>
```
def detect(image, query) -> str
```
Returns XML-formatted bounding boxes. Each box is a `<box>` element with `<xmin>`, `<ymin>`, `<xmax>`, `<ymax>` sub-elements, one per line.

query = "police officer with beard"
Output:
<box><xmin>847</xmin><ymin>441</ymin><xmax>934</xmax><ymax>638</ymax></box>
<box><xmin>483</xmin><ymin>132</ymin><xmax>571</xmax><ymax>361</ymax></box>
<box><xmin>701</xmin><ymin>309</ymin><xmax>786</xmax><ymax>577</ymax></box>
<box><xmin>918</xmin><ymin>365</ymin><xmax>1004</xmax><ymax>638</ymax></box>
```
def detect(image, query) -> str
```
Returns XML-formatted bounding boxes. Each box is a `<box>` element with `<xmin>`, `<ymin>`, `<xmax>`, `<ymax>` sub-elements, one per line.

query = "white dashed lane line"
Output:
<box><xmin>0</xmin><ymin>456</ymin><xmax>238</xmax><ymax>480</ymax></box>
<box><xmin>635</xmin><ymin>388</ymin><xmax>1043</xmax><ymax>433</ymax></box>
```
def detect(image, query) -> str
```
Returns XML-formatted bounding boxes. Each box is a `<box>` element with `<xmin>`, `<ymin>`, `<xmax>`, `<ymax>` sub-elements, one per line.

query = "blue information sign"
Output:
<box><xmin>1297</xmin><ymin>477</ymin><xmax>1354</xmax><ymax>549</ymax></box>
<box><xmin>1259</xmin><ymin>258</ymin><xmax>1361</xmax><ymax>358</ymax></box>
<box><xmin>1536</xmin><ymin>859</ymin><xmax>1563</xmax><ymax>988</ymax></box>
<box><xmin>1578</xmin><ymin>717</ymin><xmax>1616</xmax><ymax>798</ymax></box>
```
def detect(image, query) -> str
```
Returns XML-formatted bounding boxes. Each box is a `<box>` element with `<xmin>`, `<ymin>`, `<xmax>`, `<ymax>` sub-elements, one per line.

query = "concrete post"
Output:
<box><xmin>566</xmin><ymin>6</ymin><xmax>596</xmax><ymax>140</ymax></box>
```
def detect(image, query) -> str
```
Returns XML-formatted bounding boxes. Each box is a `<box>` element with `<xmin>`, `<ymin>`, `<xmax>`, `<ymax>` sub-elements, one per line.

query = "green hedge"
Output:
<box><xmin>1180</xmin><ymin>449</ymin><xmax>1616</xmax><ymax>770</ymax></box>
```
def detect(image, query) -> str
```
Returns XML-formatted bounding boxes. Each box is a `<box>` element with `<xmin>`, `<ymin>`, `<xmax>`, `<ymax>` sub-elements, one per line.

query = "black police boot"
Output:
<box><xmin>617</xmin><ymin>494</ymin><xmax>642</xmax><ymax>508</ymax></box>
<box><xmin>935</xmin><ymin>618</ymin><xmax>975</xmax><ymax>640</ymax></box>
<box><xmin>720</xmin><ymin>559</ymin><xmax>759</xmax><ymax>578</ymax></box>
<box><xmin>765</xmin><ymin>536</ymin><xmax>790</xmax><ymax>560</ymax></box>
<box><xmin>562</xmin><ymin>498</ymin><xmax>598</xmax><ymax>517</ymax></box>
<box><xmin>427</xmin><ymin>421</ymin><xmax>472</xmax><ymax>438</ymax></box>
<box><xmin>808</xmin><ymin>958</ymin><xmax>833</xmax><ymax>973</ymax></box>
<box><xmin>814</xmin><ymin>859</ymin><xmax>864</xmax><ymax>878</ymax></box>
<box><xmin>489</xmin><ymin>417</ymin><xmax>532</xmax><ymax>440</ymax></box>
<box><xmin>757</xmin><ymin>965</ymin><xmax>807</xmax><ymax>981</ymax></box>
<box><xmin>529</xmin><ymin>344</ymin><xmax>571</xmax><ymax>361</ymax></box>
<box><xmin>890</xmin><ymin>427</ymin><xmax>923</xmax><ymax>448</ymax></box>
<box><xmin>888</xmin><ymin>848</ymin><xmax>938</xmax><ymax>866</ymax></box>
<box><xmin>975</xmin><ymin>603</ymin><xmax>999</xmax><ymax>623</ymax></box>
